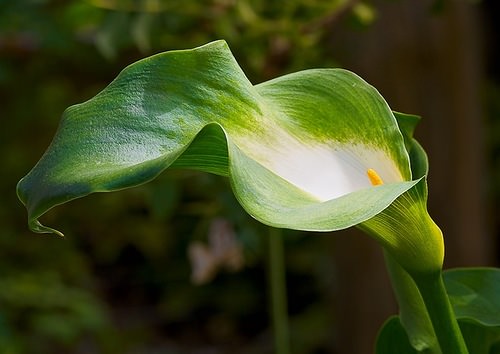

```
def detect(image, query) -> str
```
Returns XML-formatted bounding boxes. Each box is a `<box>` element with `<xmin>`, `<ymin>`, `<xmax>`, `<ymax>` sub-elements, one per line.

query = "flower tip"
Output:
<box><xmin>367</xmin><ymin>168</ymin><xmax>384</xmax><ymax>186</ymax></box>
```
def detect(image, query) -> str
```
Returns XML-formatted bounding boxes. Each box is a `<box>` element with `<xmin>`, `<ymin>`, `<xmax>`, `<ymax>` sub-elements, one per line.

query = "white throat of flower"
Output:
<box><xmin>239</xmin><ymin>132</ymin><xmax>403</xmax><ymax>202</ymax></box>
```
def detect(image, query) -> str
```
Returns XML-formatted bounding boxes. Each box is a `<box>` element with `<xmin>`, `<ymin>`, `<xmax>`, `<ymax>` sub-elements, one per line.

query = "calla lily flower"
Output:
<box><xmin>17</xmin><ymin>40</ymin><xmax>443</xmax><ymax>276</ymax></box>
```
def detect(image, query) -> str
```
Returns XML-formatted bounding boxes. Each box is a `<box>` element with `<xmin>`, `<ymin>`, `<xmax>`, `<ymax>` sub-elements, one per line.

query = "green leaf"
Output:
<box><xmin>432</xmin><ymin>268</ymin><xmax>500</xmax><ymax>354</ymax></box>
<box><xmin>444</xmin><ymin>268</ymin><xmax>500</xmax><ymax>327</ymax></box>
<box><xmin>17</xmin><ymin>40</ymin><xmax>417</xmax><ymax>239</ymax></box>
<box><xmin>458</xmin><ymin>321</ymin><xmax>500</xmax><ymax>354</ymax></box>
<box><xmin>376</xmin><ymin>316</ymin><xmax>419</xmax><ymax>354</ymax></box>
<box><xmin>376</xmin><ymin>315</ymin><xmax>500</xmax><ymax>354</ymax></box>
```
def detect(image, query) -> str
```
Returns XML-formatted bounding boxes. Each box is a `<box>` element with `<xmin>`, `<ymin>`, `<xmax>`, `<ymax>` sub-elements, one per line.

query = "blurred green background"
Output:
<box><xmin>1</xmin><ymin>1</ymin><xmax>499</xmax><ymax>353</ymax></box>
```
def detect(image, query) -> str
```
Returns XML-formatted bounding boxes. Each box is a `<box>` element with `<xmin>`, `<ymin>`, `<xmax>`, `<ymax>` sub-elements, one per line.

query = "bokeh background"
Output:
<box><xmin>1</xmin><ymin>0</ymin><xmax>499</xmax><ymax>353</ymax></box>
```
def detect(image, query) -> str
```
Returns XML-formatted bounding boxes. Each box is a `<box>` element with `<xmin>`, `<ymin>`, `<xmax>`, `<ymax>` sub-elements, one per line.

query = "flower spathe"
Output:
<box><xmin>17</xmin><ymin>40</ymin><xmax>443</xmax><ymax>275</ymax></box>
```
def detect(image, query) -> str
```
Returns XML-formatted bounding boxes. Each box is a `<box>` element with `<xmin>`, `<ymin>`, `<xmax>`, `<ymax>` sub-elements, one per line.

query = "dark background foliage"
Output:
<box><xmin>1</xmin><ymin>1</ymin><xmax>498</xmax><ymax>353</ymax></box>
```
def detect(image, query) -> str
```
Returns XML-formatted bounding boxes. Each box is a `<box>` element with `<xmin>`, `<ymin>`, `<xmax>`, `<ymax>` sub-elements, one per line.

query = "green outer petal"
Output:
<box><xmin>393</xmin><ymin>111</ymin><xmax>420</xmax><ymax>144</ymax></box>
<box><xmin>393</xmin><ymin>111</ymin><xmax>428</xmax><ymax>178</ymax></box>
<box><xmin>360</xmin><ymin>178</ymin><xmax>444</xmax><ymax>275</ymax></box>
<box><xmin>17</xmin><ymin>40</ymin><xmax>414</xmax><ymax>236</ymax></box>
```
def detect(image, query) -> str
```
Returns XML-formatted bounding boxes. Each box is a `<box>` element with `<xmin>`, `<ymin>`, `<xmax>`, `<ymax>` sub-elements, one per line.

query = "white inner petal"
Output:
<box><xmin>240</xmin><ymin>133</ymin><xmax>405</xmax><ymax>202</ymax></box>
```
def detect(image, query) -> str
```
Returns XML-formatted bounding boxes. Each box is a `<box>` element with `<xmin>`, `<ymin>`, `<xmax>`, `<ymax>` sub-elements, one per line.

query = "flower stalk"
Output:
<box><xmin>269</xmin><ymin>227</ymin><xmax>291</xmax><ymax>354</ymax></box>
<box><xmin>413</xmin><ymin>271</ymin><xmax>469</xmax><ymax>354</ymax></box>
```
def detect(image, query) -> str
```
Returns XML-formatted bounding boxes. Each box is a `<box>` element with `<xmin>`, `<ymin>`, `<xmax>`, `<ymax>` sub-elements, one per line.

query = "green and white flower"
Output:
<box><xmin>17</xmin><ymin>40</ymin><xmax>442</xmax><ymax>276</ymax></box>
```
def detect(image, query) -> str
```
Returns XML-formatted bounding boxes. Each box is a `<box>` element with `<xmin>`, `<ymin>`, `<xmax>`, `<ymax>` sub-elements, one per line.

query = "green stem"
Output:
<box><xmin>384</xmin><ymin>252</ymin><xmax>441</xmax><ymax>353</ymax></box>
<box><xmin>269</xmin><ymin>227</ymin><xmax>290</xmax><ymax>354</ymax></box>
<box><xmin>413</xmin><ymin>271</ymin><xmax>469</xmax><ymax>354</ymax></box>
